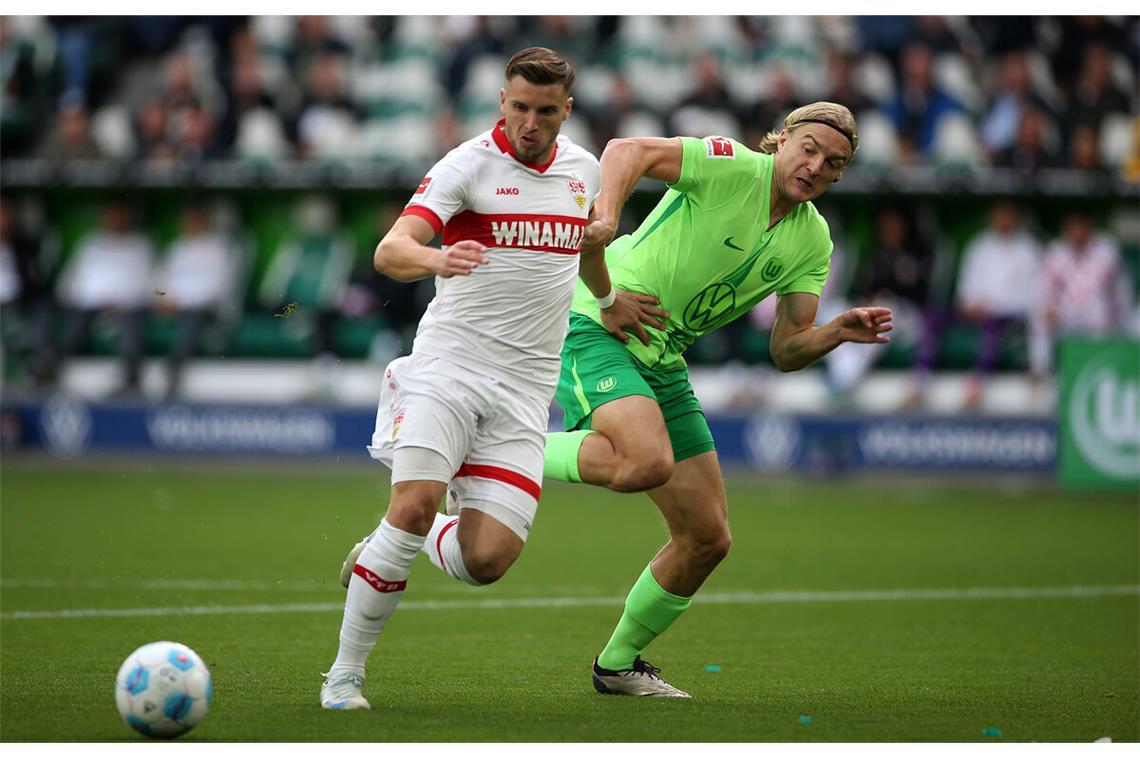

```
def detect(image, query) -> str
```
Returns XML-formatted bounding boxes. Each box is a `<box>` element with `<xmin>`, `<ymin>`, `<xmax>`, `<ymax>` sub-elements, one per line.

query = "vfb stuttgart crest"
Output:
<box><xmin>568</xmin><ymin>177</ymin><xmax>587</xmax><ymax>209</ymax></box>
<box><xmin>683</xmin><ymin>282</ymin><xmax>736</xmax><ymax>331</ymax></box>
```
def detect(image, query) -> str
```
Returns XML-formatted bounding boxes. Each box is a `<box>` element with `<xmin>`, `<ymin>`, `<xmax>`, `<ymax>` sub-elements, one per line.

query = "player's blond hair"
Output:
<box><xmin>758</xmin><ymin>102</ymin><xmax>858</xmax><ymax>157</ymax></box>
<box><xmin>505</xmin><ymin>47</ymin><xmax>575</xmax><ymax>93</ymax></box>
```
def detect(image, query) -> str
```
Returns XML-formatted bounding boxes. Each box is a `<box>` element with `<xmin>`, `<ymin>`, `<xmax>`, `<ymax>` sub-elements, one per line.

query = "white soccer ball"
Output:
<box><xmin>114</xmin><ymin>641</ymin><xmax>212</xmax><ymax>739</ymax></box>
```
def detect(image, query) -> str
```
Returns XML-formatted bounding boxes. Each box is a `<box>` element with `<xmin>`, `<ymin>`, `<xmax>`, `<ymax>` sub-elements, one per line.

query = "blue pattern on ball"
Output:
<box><xmin>127</xmin><ymin>716</ymin><xmax>153</xmax><ymax>736</ymax></box>
<box><xmin>168</xmin><ymin>649</ymin><xmax>194</xmax><ymax>671</ymax></box>
<box><xmin>125</xmin><ymin>666</ymin><xmax>149</xmax><ymax>696</ymax></box>
<box><xmin>164</xmin><ymin>692</ymin><xmax>192</xmax><ymax>721</ymax></box>
<box><xmin>205</xmin><ymin>677</ymin><xmax>213</xmax><ymax>706</ymax></box>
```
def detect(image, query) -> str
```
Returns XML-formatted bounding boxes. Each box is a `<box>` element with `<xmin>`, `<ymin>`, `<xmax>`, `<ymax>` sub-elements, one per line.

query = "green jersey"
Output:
<box><xmin>571</xmin><ymin>136</ymin><xmax>834</xmax><ymax>370</ymax></box>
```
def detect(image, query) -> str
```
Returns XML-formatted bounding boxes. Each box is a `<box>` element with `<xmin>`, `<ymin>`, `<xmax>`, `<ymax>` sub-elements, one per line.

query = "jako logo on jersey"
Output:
<box><xmin>415</xmin><ymin>177</ymin><xmax>432</xmax><ymax>194</ymax></box>
<box><xmin>596</xmin><ymin>376</ymin><xmax>618</xmax><ymax>392</ymax></box>
<box><xmin>489</xmin><ymin>220</ymin><xmax>584</xmax><ymax>250</ymax></box>
<box><xmin>496</xmin><ymin>187</ymin><xmax>520</xmax><ymax>195</ymax></box>
<box><xmin>761</xmin><ymin>258</ymin><xmax>783</xmax><ymax>281</ymax></box>
<box><xmin>705</xmin><ymin>136</ymin><xmax>735</xmax><ymax>158</ymax></box>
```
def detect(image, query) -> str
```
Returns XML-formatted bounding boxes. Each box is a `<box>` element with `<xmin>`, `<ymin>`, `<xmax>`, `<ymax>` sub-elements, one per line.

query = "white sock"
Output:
<box><xmin>423</xmin><ymin>511</ymin><xmax>483</xmax><ymax>586</ymax></box>
<box><xmin>329</xmin><ymin>518</ymin><xmax>425</xmax><ymax>678</ymax></box>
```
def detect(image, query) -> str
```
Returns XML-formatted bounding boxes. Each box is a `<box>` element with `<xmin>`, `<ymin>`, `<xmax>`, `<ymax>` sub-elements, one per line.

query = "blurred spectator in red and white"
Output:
<box><xmin>992</xmin><ymin>106</ymin><xmax>1060</xmax><ymax>173</ymax></box>
<box><xmin>883</xmin><ymin>43</ymin><xmax>965</xmax><ymax>158</ymax></box>
<box><xmin>152</xmin><ymin>202</ymin><xmax>245</xmax><ymax>399</ymax></box>
<box><xmin>42</xmin><ymin>201</ymin><xmax>155</xmax><ymax>395</ymax></box>
<box><xmin>952</xmin><ymin>199</ymin><xmax>1042</xmax><ymax>406</ymax></box>
<box><xmin>1029</xmin><ymin>211</ymin><xmax>1133</xmax><ymax>377</ymax></box>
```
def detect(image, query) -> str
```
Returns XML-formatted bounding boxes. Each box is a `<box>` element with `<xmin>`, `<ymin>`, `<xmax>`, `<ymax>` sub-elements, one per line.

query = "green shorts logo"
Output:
<box><xmin>596</xmin><ymin>376</ymin><xmax>618</xmax><ymax>393</ymax></box>
<box><xmin>683</xmin><ymin>282</ymin><xmax>736</xmax><ymax>331</ymax></box>
<box><xmin>761</xmin><ymin>258</ymin><xmax>783</xmax><ymax>281</ymax></box>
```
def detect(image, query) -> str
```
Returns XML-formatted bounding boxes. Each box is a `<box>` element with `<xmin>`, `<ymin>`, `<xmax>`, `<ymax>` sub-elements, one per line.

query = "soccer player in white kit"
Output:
<box><xmin>320</xmin><ymin>47</ymin><xmax>668</xmax><ymax>710</ymax></box>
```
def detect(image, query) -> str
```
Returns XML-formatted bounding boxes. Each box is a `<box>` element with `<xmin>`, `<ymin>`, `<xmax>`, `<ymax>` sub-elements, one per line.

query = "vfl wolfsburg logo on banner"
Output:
<box><xmin>1060</xmin><ymin>338</ymin><xmax>1139</xmax><ymax>486</ymax></box>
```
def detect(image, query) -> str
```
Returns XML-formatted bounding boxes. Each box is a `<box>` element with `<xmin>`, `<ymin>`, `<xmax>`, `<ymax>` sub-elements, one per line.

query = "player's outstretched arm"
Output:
<box><xmin>587</xmin><ymin>137</ymin><xmax>684</xmax><ymax>253</ymax></box>
<box><xmin>374</xmin><ymin>215</ymin><xmax>488</xmax><ymax>282</ymax></box>
<box><xmin>770</xmin><ymin>292</ymin><xmax>893</xmax><ymax>372</ymax></box>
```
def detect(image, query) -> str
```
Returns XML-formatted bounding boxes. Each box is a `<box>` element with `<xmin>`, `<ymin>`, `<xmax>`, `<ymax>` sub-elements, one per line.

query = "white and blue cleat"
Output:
<box><xmin>320</xmin><ymin>672</ymin><xmax>370</xmax><ymax>710</ymax></box>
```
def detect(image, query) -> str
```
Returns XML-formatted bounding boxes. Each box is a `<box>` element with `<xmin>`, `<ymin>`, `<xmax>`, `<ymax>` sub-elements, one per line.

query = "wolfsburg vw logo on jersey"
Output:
<box><xmin>683</xmin><ymin>282</ymin><xmax>736</xmax><ymax>331</ymax></box>
<box><xmin>1069</xmin><ymin>358</ymin><xmax>1140</xmax><ymax>478</ymax></box>
<box><xmin>490</xmin><ymin>220</ymin><xmax>584</xmax><ymax>250</ymax></box>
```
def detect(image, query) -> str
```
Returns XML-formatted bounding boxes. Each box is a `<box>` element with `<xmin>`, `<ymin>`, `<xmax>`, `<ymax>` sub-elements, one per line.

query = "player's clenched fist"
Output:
<box><xmin>579</xmin><ymin>218</ymin><xmax>616</xmax><ymax>257</ymax></box>
<box><xmin>432</xmin><ymin>240</ymin><xmax>490</xmax><ymax>277</ymax></box>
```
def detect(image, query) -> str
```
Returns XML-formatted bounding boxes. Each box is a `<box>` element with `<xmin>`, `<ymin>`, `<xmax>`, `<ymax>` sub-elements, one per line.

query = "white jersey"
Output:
<box><xmin>400</xmin><ymin>120</ymin><xmax>600</xmax><ymax>398</ymax></box>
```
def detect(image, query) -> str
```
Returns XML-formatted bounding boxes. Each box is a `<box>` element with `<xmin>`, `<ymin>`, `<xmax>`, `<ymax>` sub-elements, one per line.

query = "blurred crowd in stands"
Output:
<box><xmin>2</xmin><ymin>188</ymin><xmax>1135</xmax><ymax>405</ymax></box>
<box><xmin>2</xmin><ymin>16</ymin><xmax>1138</xmax><ymax>174</ymax></box>
<box><xmin>1</xmin><ymin>16</ymin><xmax>1138</xmax><ymax>406</ymax></box>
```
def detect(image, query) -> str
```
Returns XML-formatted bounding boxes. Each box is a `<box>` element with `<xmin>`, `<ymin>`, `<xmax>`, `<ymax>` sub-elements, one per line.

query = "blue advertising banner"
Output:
<box><xmin>3</xmin><ymin>396</ymin><xmax>1055</xmax><ymax>474</ymax></box>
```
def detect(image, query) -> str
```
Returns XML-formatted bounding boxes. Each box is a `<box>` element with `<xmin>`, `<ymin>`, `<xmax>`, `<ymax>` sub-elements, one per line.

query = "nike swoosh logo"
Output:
<box><xmin>723</xmin><ymin>237</ymin><xmax>743</xmax><ymax>251</ymax></box>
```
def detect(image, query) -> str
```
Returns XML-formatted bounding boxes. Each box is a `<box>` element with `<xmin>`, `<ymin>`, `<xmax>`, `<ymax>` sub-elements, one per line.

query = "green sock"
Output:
<box><xmin>597</xmin><ymin>564</ymin><xmax>692</xmax><ymax>671</ymax></box>
<box><xmin>543</xmin><ymin>430</ymin><xmax>591</xmax><ymax>483</ymax></box>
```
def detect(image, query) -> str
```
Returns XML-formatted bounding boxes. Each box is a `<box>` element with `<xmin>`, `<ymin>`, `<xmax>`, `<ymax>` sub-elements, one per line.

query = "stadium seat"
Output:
<box><xmin>932</xmin><ymin>113</ymin><xmax>987</xmax><ymax>168</ymax></box>
<box><xmin>458</xmin><ymin>55</ymin><xmax>507</xmax><ymax>117</ymax></box>
<box><xmin>1099</xmin><ymin>112</ymin><xmax>1135</xmax><ymax>170</ymax></box>
<box><xmin>235</xmin><ymin>109</ymin><xmax>291</xmax><ymax>161</ymax></box>
<box><xmin>90</xmin><ymin>105</ymin><xmax>135</xmax><ymax>159</ymax></box>
<box><xmin>352</xmin><ymin>58</ymin><xmax>443</xmax><ymax>117</ymax></box>
<box><xmin>723</xmin><ymin>60</ymin><xmax>768</xmax><ymax>106</ymax></box>
<box><xmin>934</xmin><ymin>53</ymin><xmax>982</xmax><ymax>114</ymax></box>
<box><xmin>572</xmin><ymin>65</ymin><xmax>615</xmax><ymax>113</ymax></box>
<box><xmin>558</xmin><ymin>118</ymin><xmax>598</xmax><ymax>157</ymax></box>
<box><xmin>1024</xmin><ymin>50</ymin><xmax>1064</xmax><ymax>114</ymax></box>
<box><xmin>852</xmin><ymin>52</ymin><xmax>896</xmax><ymax>106</ymax></box>
<box><xmin>670</xmin><ymin>106</ymin><xmax>741</xmax><ymax>143</ymax></box>
<box><xmin>615</xmin><ymin>111</ymin><xmax>666</xmax><ymax>139</ymax></box>
<box><xmin>358</xmin><ymin>115</ymin><xmax>437</xmax><ymax>166</ymax></box>
<box><xmin>851</xmin><ymin>110</ymin><xmax>899</xmax><ymax>169</ymax></box>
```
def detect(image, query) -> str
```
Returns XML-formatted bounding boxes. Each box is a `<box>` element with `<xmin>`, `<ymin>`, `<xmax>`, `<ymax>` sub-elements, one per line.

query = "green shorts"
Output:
<box><xmin>555</xmin><ymin>313</ymin><xmax>715</xmax><ymax>462</ymax></box>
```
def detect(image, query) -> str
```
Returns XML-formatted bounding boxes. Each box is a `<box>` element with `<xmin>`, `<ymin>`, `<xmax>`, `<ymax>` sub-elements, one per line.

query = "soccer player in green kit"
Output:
<box><xmin>543</xmin><ymin>102</ymin><xmax>894</xmax><ymax>697</ymax></box>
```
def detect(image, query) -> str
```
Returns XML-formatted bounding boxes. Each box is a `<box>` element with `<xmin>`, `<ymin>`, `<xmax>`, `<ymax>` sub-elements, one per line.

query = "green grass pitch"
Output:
<box><xmin>1</xmin><ymin>458</ymin><xmax>1136</xmax><ymax>742</ymax></box>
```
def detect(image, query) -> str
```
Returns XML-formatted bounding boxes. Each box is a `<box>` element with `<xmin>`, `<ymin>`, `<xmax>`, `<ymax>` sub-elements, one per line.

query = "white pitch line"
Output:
<box><xmin>1</xmin><ymin>584</ymin><xmax>1136</xmax><ymax>621</ymax></box>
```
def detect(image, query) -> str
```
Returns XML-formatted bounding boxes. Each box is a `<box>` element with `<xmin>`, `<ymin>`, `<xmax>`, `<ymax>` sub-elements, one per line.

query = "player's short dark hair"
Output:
<box><xmin>505</xmin><ymin>47</ymin><xmax>575</xmax><ymax>93</ymax></box>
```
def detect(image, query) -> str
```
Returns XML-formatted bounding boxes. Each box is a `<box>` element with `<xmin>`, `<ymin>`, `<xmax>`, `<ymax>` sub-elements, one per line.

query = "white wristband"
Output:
<box><xmin>596</xmin><ymin>288</ymin><xmax>617</xmax><ymax>309</ymax></box>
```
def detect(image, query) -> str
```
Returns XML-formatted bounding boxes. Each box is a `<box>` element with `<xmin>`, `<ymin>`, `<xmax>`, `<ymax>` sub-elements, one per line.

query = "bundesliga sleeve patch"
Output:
<box><xmin>414</xmin><ymin>176</ymin><xmax>432</xmax><ymax>195</ymax></box>
<box><xmin>704</xmin><ymin>136</ymin><xmax>735</xmax><ymax>159</ymax></box>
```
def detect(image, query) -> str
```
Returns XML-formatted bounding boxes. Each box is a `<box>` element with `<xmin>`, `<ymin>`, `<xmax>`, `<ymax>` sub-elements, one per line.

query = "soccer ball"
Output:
<box><xmin>114</xmin><ymin>641</ymin><xmax>212</xmax><ymax>739</ymax></box>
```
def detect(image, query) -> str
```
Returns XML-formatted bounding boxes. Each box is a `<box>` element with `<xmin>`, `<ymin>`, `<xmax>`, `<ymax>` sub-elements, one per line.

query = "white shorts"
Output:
<box><xmin>367</xmin><ymin>354</ymin><xmax>549</xmax><ymax>540</ymax></box>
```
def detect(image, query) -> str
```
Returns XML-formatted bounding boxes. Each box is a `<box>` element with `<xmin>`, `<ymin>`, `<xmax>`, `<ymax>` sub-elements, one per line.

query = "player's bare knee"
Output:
<box><xmin>685</xmin><ymin>526</ymin><xmax>732</xmax><ymax>569</ymax></box>
<box><xmin>385</xmin><ymin>501</ymin><xmax>438</xmax><ymax>535</ymax></box>
<box><xmin>461</xmin><ymin>549</ymin><xmax>514</xmax><ymax>585</ymax></box>
<box><xmin>611</xmin><ymin>451</ymin><xmax>673</xmax><ymax>492</ymax></box>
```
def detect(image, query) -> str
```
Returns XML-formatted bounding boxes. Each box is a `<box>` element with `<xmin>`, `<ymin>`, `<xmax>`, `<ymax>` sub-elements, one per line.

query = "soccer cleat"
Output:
<box><xmin>444</xmin><ymin>486</ymin><xmax>459</xmax><ymax>516</ymax></box>
<box><xmin>339</xmin><ymin>539</ymin><xmax>368</xmax><ymax>589</ymax></box>
<box><xmin>591</xmin><ymin>656</ymin><xmax>691</xmax><ymax>698</ymax></box>
<box><xmin>320</xmin><ymin>672</ymin><xmax>370</xmax><ymax>710</ymax></box>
